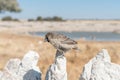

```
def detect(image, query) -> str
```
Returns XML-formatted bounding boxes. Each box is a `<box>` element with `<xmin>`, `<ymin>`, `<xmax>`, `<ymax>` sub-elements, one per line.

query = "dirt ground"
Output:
<box><xmin>0</xmin><ymin>32</ymin><xmax>120</xmax><ymax>80</ymax></box>
<box><xmin>0</xmin><ymin>20</ymin><xmax>120</xmax><ymax>33</ymax></box>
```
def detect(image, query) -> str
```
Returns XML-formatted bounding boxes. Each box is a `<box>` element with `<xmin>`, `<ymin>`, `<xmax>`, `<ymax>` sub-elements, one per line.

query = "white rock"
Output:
<box><xmin>0</xmin><ymin>51</ymin><xmax>41</xmax><ymax>80</ymax></box>
<box><xmin>80</xmin><ymin>49</ymin><xmax>120</xmax><ymax>80</ymax></box>
<box><xmin>21</xmin><ymin>50</ymin><xmax>39</xmax><ymax>69</ymax></box>
<box><xmin>45</xmin><ymin>50</ymin><xmax>67</xmax><ymax>80</ymax></box>
<box><xmin>5</xmin><ymin>59</ymin><xmax>21</xmax><ymax>75</ymax></box>
<box><xmin>0</xmin><ymin>71</ymin><xmax>3</xmax><ymax>78</ymax></box>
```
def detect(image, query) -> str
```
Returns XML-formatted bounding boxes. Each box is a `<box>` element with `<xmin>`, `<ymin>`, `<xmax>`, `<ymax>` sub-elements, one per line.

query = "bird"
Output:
<box><xmin>44</xmin><ymin>32</ymin><xmax>79</xmax><ymax>53</ymax></box>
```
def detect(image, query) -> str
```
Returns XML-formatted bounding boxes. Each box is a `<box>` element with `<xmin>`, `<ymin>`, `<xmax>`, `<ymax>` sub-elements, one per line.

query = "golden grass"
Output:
<box><xmin>0</xmin><ymin>32</ymin><xmax>120</xmax><ymax>80</ymax></box>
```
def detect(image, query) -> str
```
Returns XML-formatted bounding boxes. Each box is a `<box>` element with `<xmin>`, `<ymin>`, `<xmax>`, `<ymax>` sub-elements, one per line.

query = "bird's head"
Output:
<box><xmin>44</xmin><ymin>32</ymin><xmax>53</xmax><ymax>42</ymax></box>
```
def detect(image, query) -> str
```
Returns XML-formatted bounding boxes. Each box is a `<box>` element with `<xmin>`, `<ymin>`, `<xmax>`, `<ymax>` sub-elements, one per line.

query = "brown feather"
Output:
<box><xmin>45</xmin><ymin>32</ymin><xmax>79</xmax><ymax>53</ymax></box>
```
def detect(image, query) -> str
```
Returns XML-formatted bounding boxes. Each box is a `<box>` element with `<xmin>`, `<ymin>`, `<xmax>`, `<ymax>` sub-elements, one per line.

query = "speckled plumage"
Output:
<box><xmin>45</xmin><ymin>32</ymin><xmax>79</xmax><ymax>53</ymax></box>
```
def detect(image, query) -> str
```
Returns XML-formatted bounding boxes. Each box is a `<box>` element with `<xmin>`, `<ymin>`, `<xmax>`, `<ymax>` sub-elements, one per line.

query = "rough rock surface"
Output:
<box><xmin>0</xmin><ymin>51</ymin><xmax>41</xmax><ymax>80</ymax></box>
<box><xmin>45</xmin><ymin>50</ymin><xmax>67</xmax><ymax>80</ymax></box>
<box><xmin>80</xmin><ymin>49</ymin><xmax>120</xmax><ymax>80</ymax></box>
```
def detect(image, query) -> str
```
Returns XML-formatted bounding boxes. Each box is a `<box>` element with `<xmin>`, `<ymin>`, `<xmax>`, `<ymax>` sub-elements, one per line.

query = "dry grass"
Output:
<box><xmin>0</xmin><ymin>32</ymin><xmax>120</xmax><ymax>80</ymax></box>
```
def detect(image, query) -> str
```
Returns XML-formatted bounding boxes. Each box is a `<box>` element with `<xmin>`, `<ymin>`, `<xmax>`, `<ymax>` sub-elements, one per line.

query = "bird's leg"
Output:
<box><xmin>55</xmin><ymin>50</ymin><xmax>64</xmax><ymax>58</ymax></box>
<box><xmin>55</xmin><ymin>50</ymin><xmax>66</xmax><ymax>71</ymax></box>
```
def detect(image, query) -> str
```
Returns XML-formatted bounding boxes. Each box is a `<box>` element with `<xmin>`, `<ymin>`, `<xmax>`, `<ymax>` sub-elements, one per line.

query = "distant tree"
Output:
<box><xmin>13</xmin><ymin>18</ymin><xmax>19</xmax><ymax>21</ymax></box>
<box><xmin>52</xmin><ymin>16</ymin><xmax>63</xmax><ymax>21</ymax></box>
<box><xmin>36</xmin><ymin>16</ymin><xmax>42</xmax><ymax>21</ymax></box>
<box><xmin>28</xmin><ymin>16</ymin><xmax>64</xmax><ymax>22</ymax></box>
<box><xmin>1</xmin><ymin>16</ymin><xmax>19</xmax><ymax>21</ymax></box>
<box><xmin>0</xmin><ymin>0</ymin><xmax>21</xmax><ymax>13</ymax></box>
<box><xmin>1</xmin><ymin>16</ymin><xmax>13</xmax><ymax>21</ymax></box>
<box><xmin>43</xmin><ymin>17</ymin><xmax>52</xmax><ymax>21</ymax></box>
<box><xmin>28</xmin><ymin>19</ymin><xmax>35</xmax><ymax>22</ymax></box>
<box><xmin>43</xmin><ymin>16</ymin><xmax>63</xmax><ymax>21</ymax></box>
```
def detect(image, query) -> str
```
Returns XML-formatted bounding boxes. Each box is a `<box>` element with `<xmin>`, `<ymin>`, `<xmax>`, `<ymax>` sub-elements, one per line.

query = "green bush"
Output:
<box><xmin>36</xmin><ymin>16</ymin><xmax>42</xmax><ymax>21</ymax></box>
<box><xmin>43</xmin><ymin>17</ymin><xmax>52</xmax><ymax>21</ymax></box>
<box><xmin>13</xmin><ymin>18</ymin><xmax>19</xmax><ymax>21</ymax></box>
<box><xmin>28</xmin><ymin>19</ymin><xmax>35</xmax><ymax>22</ymax></box>
<box><xmin>52</xmin><ymin>16</ymin><xmax>63</xmax><ymax>21</ymax></box>
<box><xmin>1</xmin><ymin>16</ymin><xmax>13</xmax><ymax>21</ymax></box>
<box><xmin>1</xmin><ymin>16</ymin><xmax>19</xmax><ymax>21</ymax></box>
<box><xmin>43</xmin><ymin>16</ymin><xmax>64</xmax><ymax>21</ymax></box>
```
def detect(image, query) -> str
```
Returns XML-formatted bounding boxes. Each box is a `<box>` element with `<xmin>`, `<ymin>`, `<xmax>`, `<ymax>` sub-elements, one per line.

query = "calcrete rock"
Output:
<box><xmin>45</xmin><ymin>50</ymin><xmax>67</xmax><ymax>80</ymax></box>
<box><xmin>80</xmin><ymin>49</ymin><xmax>120</xmax><ymax>80</ymax></box>
<box><xmin>0</xmin><ymin>51</ymin><xmax>41</xmax><ymax>80</ymax></box>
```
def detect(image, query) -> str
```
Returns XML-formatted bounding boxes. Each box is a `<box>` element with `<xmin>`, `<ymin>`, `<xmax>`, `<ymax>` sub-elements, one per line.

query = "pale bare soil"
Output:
<box><xmin>0</xmin><ymin>32</ymin><xmax>120</xmax><ymax>80</ymax></box>
<box><xmin>0</xmin><ymin>20</ymin><xmax>120</xmax><ymax>33</ymax></box>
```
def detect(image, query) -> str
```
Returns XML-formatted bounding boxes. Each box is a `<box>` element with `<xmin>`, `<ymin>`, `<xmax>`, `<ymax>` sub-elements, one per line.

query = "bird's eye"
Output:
<box><xmin>45</xmin><ymin>37</ymin><xmax>49</xmax><ymax>42</ymax></box>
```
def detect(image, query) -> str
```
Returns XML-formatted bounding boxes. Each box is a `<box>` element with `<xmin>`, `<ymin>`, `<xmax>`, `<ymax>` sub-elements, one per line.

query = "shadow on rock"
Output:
<box><xmin>23</xmin><ymin>69</ymin><xmax>41</xmax><ymax>80</ymax></box>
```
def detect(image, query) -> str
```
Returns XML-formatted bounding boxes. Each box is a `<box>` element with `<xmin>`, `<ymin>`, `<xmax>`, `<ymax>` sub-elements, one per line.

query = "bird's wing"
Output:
<box><xmin>53</xmin><ymin>33</ymin><xmax>77</xmax><ymax>45</ymax></box>
<box><xmin>61</xmin><ymin>38</ymin><xmax>77</xmax><ymax>44</ymax></box>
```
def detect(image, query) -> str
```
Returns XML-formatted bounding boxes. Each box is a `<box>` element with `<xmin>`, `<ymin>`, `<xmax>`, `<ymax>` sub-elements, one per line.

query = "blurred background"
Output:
<box><xmin>0</xmin><ymin>0</ymin><xmax>120</xmax><ymax>80</ymax></box>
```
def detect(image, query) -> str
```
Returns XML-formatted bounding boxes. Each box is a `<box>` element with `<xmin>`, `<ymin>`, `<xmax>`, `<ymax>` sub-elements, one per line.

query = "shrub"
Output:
<box><xmin>1</xmin><ymin>16</ymin><xmax>19</xmax><ymax>21</ymax></box>
<box><xmin>52</xmin><ymin>16</ymin><xmax>63</xmax><ymax>21</ymax></box>
<box><xmin>43</xmin><ymin>17</ymin><xmax>52</xmax><ymax>21</ymax></box>
<box><xmin>1</xmin><ymin>16</ymin><xmax>13</xmax><ymax>21</ymax></box>
<box><xmin>43</xmin><ymin>16</ymin><xmax>64</xmax><ymax>21</ymax></box>
<box><xmin>28</xmin><ymin>19</ymin><xmax>35</xmax><ymax>22</ymax></box>
<box><xmin>36</xmin><ymin>16</ymin><xmax>42</xmax><ymax>21</ymax></box>
<box><xmin>12</xmin><ymin>18</ymin><xmax>19</xmax><ymax>21</ymax></box>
